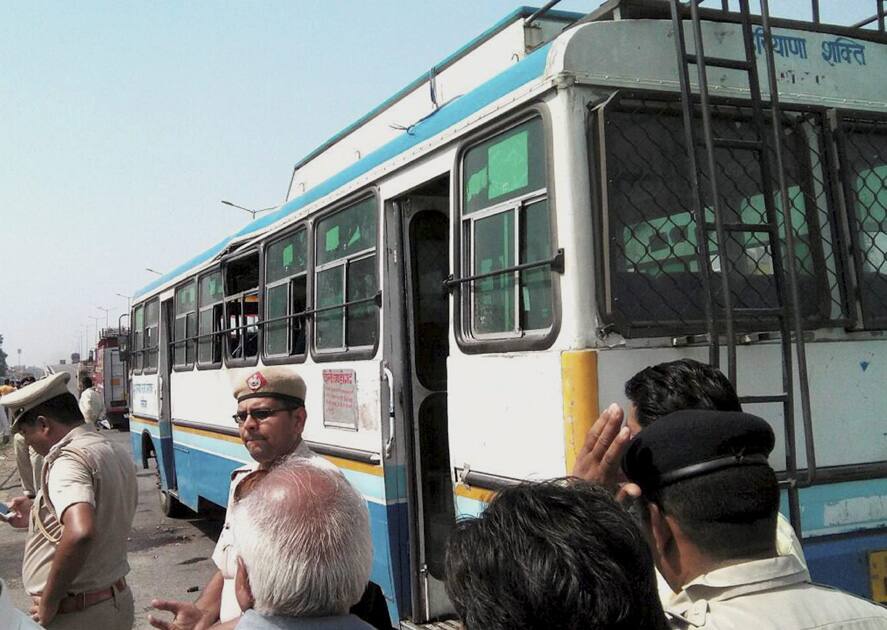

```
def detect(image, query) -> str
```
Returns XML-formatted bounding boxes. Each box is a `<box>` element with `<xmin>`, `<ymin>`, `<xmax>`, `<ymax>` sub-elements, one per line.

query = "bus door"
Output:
<box><xmin>385</xmin><ymin>179</ymin><xmax>455</xmax><ymax>622</ymax></box>
<box><xmin>157</xmin><ymin>297</ymin><xmax>177</xmax><ymax>492</ymax></box>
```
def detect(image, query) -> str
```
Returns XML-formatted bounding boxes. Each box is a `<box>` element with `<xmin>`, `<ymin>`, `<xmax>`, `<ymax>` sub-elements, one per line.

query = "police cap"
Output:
<box><xmin>231</xmin><ymin>367</ymin><xmax>306</xmax><ymax>405</ymax></box>
<box><xmin>621</xmin><ymin>409</ymin><xmax>775</xmax><ymax>494</ymax></box>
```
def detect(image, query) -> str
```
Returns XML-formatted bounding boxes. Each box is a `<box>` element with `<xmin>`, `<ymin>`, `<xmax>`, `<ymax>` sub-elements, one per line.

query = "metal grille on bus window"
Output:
<box><xmin>600</xmin><ymin>98</ymin><xmax>841</xmax><ymax>336</ymax></box>
<box><xmin>840</xmin><ymin>118</ymin><xmax>887</xmax><ymax>329</ymax></box>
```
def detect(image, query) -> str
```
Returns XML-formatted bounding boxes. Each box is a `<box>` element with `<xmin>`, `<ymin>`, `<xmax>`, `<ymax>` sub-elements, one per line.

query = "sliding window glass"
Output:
<box><xmin>174</xmin><ymin>281</ymin><xmax>197</xmax><ymax>369</ymax></box>
<box><xmin>461</xmin><ymin>117</ymin><xmax>554</xmax><ymax>339</ymax></box>
<box><xmin>143</xmin><ymin>299</ymin><xmax>160</xmax><ymax>371</ymax></box>
<box><xmin>132</xmin><ymin>305</ymin><xmax>144</xmax><ymax>372</ymax></box>
<box><xmin>265</xmin><ymin>229</ymin><xmax>308</xmax><ymax>359</ymax></box>
<box><xmin>198</xmin><ymin>270</ymin><xmax>224</xmax><ymax>366</ymax></box>
<box><xmin>314</xmin><ymin>197</ymin><xmax>378</xmax><ymax>352</ymax></box>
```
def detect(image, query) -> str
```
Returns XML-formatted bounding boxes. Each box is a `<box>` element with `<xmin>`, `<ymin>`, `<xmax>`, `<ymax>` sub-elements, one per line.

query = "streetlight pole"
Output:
<box><xmin>88</xmin><ymin>316</ymin><xmax>102</xmax><ymax>350</ymax></box>
<box><xmin>97</xmin><ymin>306</ymin><xmax>111</xmax><ymax>330</ymax></box>
<box><xmin>116</xmin><ymin>292</ymin><xmax>133</xmax><ymax>310</ymax></box>
<box><xmin>221</xmin><ymin>200</ymin><xmax>276</xmax><ymax>221</ymax></box>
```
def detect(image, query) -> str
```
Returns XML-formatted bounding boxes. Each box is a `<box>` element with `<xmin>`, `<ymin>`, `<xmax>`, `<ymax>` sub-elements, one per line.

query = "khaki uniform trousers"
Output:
<box><xmin>14</xmin><ymin>433</ymin><xmax>44</xmax><ymax>496</ymax></box>
<box><xmin>45</xmin><ymin>585</ymin><xmax>134</xmax><ymax>630</ymax></box>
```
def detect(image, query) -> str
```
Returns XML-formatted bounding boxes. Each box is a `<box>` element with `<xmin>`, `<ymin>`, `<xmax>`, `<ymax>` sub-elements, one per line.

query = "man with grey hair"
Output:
<box><xmin>230</xmin><ymin>457</ymin><xmax>374</xmax><ymax>629</ymax></box>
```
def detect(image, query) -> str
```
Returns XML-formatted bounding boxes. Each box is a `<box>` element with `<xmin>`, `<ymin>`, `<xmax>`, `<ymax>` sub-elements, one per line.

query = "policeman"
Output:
<box><xmin>1</xmin><ymin>372</ymin><xmax>138</xmax><ymax>629</ymax></box>
<box><xmin>149</xmin><ymin>367</ymin><xmax>333</xmax><ymax>630</ymax></box>
<box><xmin>622</xmin><ymin>409</ymin><xmax>887</xmax><ymax>629</ymax></box>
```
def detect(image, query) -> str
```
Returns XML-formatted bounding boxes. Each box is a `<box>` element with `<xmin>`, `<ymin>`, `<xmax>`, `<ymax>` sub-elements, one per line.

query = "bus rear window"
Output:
<box><xmin>596</xmin><ymin>99</ymin><xmax>828</xmax><ymax>336</ymax></box>
<box><xmin>841</xmin><ymin>118</ymin><xmax>887</xmax><ymax>329</ymax></box>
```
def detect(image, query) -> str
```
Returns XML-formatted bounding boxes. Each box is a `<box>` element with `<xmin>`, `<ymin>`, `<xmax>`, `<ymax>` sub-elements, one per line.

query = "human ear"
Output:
<box><xmin>235</xmin><ymin>557</ymin><xmax>255</xmax><ymax>611</ymax></box>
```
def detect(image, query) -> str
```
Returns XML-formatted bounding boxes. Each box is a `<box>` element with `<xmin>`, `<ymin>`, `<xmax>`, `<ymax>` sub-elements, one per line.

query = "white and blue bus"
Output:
<box><xmin>126</xmin><ymin>2</ymin><xmax>887</xmax><ymax>624</ymax></box>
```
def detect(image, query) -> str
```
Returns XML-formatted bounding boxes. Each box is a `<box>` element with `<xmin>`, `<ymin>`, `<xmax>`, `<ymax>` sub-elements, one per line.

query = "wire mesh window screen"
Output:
<box><xmin>597</xmin><ymin>97</ymin><xmax>839</xmax><ymax>337</ymax></box>
<box><xmin>840</xmin><ymin>117</ymin><xmax>887</xmax><ymax>329</ymax></box>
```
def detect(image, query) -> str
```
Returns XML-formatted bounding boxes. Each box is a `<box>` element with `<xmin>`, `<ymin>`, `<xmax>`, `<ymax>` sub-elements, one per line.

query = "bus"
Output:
<box><xmin>126</xmin><ymin>1</ymin><xmax>887</xmax><ymax>624</ymax></box>
<box><xmin>95</xmin><ymin>329</ymin><xmax>129</xmax><ymax>429</ymax></box>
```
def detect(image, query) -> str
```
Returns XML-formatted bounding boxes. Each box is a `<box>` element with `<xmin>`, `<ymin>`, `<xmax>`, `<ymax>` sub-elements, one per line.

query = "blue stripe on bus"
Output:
<box><xmin>779</xmin><ymin>477</ymin><xmax>887</xmax><ymax>537</ymax></box>
<box><xmin>804</xmin><ymin>528</ymin><xmax>887</xmax><ymax>599</ymax></box>
<box><xmin>134</xmin><ymin>40</ymin><xmax>553</xmax><ymax>298</ymax></box>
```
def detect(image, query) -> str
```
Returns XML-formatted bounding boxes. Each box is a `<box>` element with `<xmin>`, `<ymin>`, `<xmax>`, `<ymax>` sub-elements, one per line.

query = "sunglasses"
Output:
<box><xmin>231</xmin><ymin>407</ymin><xmax>299</xmax><ymax>425</ymax></box>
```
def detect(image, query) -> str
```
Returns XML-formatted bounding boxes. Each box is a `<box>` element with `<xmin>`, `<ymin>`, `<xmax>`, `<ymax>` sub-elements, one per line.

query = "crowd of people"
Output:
<box><xmin>2</xmin><ymin>361</ymin><xmax>885</xmax><ymax>629</ymax></box>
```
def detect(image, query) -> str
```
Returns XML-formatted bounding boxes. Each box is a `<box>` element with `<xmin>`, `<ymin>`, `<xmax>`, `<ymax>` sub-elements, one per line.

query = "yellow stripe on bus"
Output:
<box><xmin>454</xmin><ymin>482</ymin><xmax>497</xmax><ymax>504</ymax></box>
<box><xmin>130</xmin><ymin>415</ymin><xmax>159</xmax><ymax>425</ymax></box>
<box><xmin>561</xmin><ymin>349</ymin><xmax>599</xmax><ymax>475</ymax></box>
<box><xmin>323</xmin><ymin>455</ymin><xmax>383</xmax><ymax>477</ymax></box>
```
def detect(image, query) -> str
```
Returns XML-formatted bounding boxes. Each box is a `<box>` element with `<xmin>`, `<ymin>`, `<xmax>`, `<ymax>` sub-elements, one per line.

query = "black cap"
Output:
<box><xmin>621</xmin><ymin>409</ymin><xmax>775</xmax><ymax>494</ymax></box>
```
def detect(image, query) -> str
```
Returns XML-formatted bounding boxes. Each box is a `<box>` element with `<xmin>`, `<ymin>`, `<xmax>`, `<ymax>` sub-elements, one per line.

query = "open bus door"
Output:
<box><xmin>384</xmin><ymin>177</ymin><xmax>456</xmax><ymax>624</ymax></box>
<box><xmin>157</xmin><ymin>297</ymin><xmax>181</xmax><ymax>515</ymax></box>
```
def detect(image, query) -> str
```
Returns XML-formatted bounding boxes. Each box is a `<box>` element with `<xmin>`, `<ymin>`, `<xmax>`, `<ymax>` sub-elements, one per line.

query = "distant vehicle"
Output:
<box><xmin>125</xmin><ymin>1</ymin><xmax>887</xmax><ymax>624</ymax></box>
<box><xmin>95</xmin><ymin>330</ymin><xmax>129</xmax><ymax>429</ymax></box>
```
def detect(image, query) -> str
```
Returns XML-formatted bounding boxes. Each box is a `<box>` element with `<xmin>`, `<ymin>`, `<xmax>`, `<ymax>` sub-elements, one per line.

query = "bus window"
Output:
<box><xmin>841</xmin><ymin>119</ymin><xmax>887</xmax><ymax>329</ymax></box>
<box><xmin>225</xmin><ymin>253</ymin><xmax>260</xmax><ymax>362</ymax></box>
<box><xmin>598</xmin><ymin>98</ymin><xmax>826</xmax><ymax>335</ymax></box>
<box><xmin>461</xmin><ymin>117</ymin><xmax>553</xmax><ymax>338</ymax></box>
<box><xmin>265</xmin><ymin>229</ymin><xmax>308</xmax><ymax>358</ymax></box>
<box><xmin>198</xmin><ymin>270</ymin><xmax>224</xmax><ymax>366</ymax></box>
<box><xmin>314</xmin><ymin>197</ymin><xmax>378</xmax><ymax>352</ymax></box>
<box><xmin>143</xmin><ymin>299</ymin><xmax>160</xmax><ymax>371</ymax></box>
<box><xmin>174</xmin><ymin>280</ymin><xmax>197</xmax><ymax>368</ymax></box>
<box><xmin>132</xmin><ymin>305</ymin><xmax>144</xmax><ymax>372</ymax></box>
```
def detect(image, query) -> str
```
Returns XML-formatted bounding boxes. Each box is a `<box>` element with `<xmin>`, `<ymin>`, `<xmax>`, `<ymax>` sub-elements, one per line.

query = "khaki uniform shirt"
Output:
<box><xmin>658</xmin><ymin>512</ymin><xmax>808</xmax><ymax>604</ymax></box>
<box><xmin>22</xmin><ymin>425</ymin><xmax>138</xmax><ymax>595</ymax></box>
<box><xmin>212</xmin><ymin>441</ymin><xmax>336</xmax><ymax>623</ymax></box>
<box><xmin>666</xmin><ymin>555</ymin><xmax>887</xmax><ymax>629</ymax></box>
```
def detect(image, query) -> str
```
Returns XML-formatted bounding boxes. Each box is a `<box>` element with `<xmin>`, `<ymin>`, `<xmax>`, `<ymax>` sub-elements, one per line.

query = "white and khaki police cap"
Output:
<box><xmin>0</xmin><ymin>372</ymin><xmax>72</xmax><ymax>433</ymax></box>
<box><xmin>231</xmin><ymin>367</ymin><xmax>306</xmax><ymax>405</ymax></box>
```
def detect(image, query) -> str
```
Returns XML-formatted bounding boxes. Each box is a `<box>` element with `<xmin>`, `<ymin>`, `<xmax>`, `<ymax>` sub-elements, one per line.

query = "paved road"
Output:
<box><xmin>0</xmin><ymin>429</ymin><xmax>223</xmax><ymax>629</ymax></box>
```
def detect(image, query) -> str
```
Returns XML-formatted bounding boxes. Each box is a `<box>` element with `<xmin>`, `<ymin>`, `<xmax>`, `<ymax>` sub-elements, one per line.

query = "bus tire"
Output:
<box><xmin>159</xmin><ymin>489</ymin><xmax>188</xmax><ymax>518</ymax></box>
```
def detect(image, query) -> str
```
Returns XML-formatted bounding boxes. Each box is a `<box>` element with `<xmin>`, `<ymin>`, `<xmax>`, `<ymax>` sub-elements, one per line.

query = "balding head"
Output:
<box><xmin>230</xmin><ymin>457</ymin><xmax>372</xmax><ymax>617</ymax></box>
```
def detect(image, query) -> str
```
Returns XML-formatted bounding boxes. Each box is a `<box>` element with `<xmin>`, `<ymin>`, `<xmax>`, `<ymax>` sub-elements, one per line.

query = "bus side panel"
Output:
<box><xmin>803</xmin><ymin>526</ymin><xmax>887</xmax><ymax>599</ymax></box>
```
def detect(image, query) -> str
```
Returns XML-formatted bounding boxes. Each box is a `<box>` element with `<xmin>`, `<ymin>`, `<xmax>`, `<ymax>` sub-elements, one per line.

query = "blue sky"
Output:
<box><xmin>0</xmin><ymin>0</ymin><xmax>877</xmax><ymax>366</ymax></box>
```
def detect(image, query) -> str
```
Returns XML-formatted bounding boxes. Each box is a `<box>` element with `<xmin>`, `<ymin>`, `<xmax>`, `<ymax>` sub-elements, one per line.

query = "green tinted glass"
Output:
<box><xmin>316</xmin><ymin>198</ymin><xmax>377</xmax><ymax>265</ymax></box>
<box><xmin>473</xmin><ymin>210</ymin><xmax>515</xmax><ymax>333</ymax></box>
<box><xmin>200</xmin><ymin>271</ymin><xmax>224</xmax><ymax>305</ymax></box>
<box><xmin>346</xmin><ymin>256</ymin><xmax>377</xmax><ymax>347</ymax></box>
<box><xmin>176</xmin><ymin>282</ymin><xmax>196</xmax><ymax>315</ymax></box>
<box><xmin>519</xmin><ymin>199</ymin><xmax>553</xmax><ymax>330</ymax></box>
<box><xmin>316</xmin><ymin>267</ymin><xmax>344</xmax><ymax>348</ymax></box>
<box><xmin>267</xmin><ymin>230</ymin><xmax>307</xmax><ymax>283</ymax></box>
<box><xmin>265</xmin><ymin>284</ymin><xmax>289</xmax><ymax>355</ymax></box>
<box><xmin>463</xmin><ymin>118</ymin><xmax>545</xmax><ymax>214</ymax></box>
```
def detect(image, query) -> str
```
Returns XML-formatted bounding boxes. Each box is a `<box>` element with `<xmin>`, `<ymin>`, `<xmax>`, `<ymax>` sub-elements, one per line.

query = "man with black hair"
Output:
<box><xmin>444</xmin><ymin>478</ymin><xmax>670</xmax><ymax>630</ymax></box>
<box><xmin>1</xmin><ymin>372</ymin><xmax>138</xmax><ymax>628</ymax></box>
<box><xmin>622</xmin><ymin>409</ymin><xmax>887</xmax><ymax>629</ymax></box>
<box><xmin>573</xmin><ymin>358</ymin><xmax>806</xmax><ymax>600</ymax></box>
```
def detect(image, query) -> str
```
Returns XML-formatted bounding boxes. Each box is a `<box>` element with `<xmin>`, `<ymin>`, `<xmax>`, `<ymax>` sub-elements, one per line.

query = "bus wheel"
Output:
<box><xmin>159</xmin><ymin>488</ymin><xmax>188</xmax><ymax>518</ymax></box>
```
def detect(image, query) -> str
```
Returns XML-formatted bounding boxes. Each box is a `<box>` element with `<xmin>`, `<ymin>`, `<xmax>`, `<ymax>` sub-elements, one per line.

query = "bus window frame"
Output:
<box><xmin>589</xmin><ymin>91</ymin><xmax>835</xmax><ymax>339</ymax></box>
<box><xmin>222</xmin><ymin>248</ymin><xmax>262</xmax><ymax>368</ymax></box>
<box><xmin>452</xmin><ymin>106</ymin><xmax>561</xmax><ymax>354</ymax></box>
<box><xmin>309</xmin><ymin>188</ymin><xmax>381</xmax><ymax>363</ymax></box>
<box><xmin>196</xmin><ymin>267</ymin><xmax>225</xmax><ymax>371</ymax></box>
<box><xmin>262</xmin><ymin>223</ymin><xmax>311</xmax><ymax>366</ymax></box>
<box><xmin>131</xmin><ymin>303</ymin><xmax>145</xmax><ymax>374</ymax></box>
<box><xmin>172</xmin><ymin>278</ymin><xmax>198</xmax><ymax>372</ymax></box>
<box><xmin>142</xmin><ymin>297</ymin><xmax>160</xmax><ymax>374</ymax></box>
<box><xmin>833</xmin><ymin>109</ymin><xmax>887</xmax><ymax>331</ymax></box>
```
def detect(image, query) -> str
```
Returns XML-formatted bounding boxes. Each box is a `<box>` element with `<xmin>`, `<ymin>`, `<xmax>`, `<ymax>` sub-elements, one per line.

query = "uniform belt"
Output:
<box><xmin>57</xmin><ymin>577</ymin><xmax>127</xmax><ymax>614</ymax></box>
